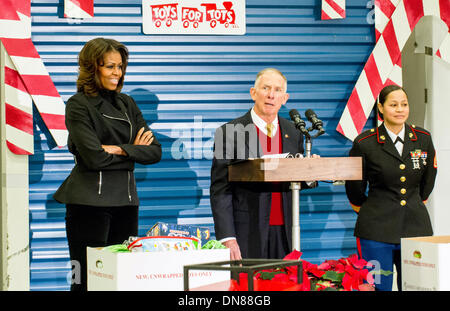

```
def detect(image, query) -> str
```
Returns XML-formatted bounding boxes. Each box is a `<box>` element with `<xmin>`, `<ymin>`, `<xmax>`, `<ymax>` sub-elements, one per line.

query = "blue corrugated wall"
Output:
<box><xmin>28</xmin><ymin>0</ymin><xmax>376</xmax><ymax>290</ymax></box>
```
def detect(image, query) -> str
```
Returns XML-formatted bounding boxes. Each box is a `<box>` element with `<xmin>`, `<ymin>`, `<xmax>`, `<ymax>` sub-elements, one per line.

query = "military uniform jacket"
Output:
<box><xmin>345</xmin><ymin>123</ymin><xmax>437</xmax><ymax>244</ymax></box>
<box><xmin>53</xmin><ymin>91</ymin><xmax>162</xmax><ymax>207</ymax></box>
<box><xmin>210</xmin><ymin>110</ymin><xmax>312</xmax><ymax>258</ymax></box>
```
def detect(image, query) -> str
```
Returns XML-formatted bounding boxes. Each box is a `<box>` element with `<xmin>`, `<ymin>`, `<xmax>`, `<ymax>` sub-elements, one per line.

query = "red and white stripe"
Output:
<box><xmin>374</xmin><ymin>1</ymin><xmax>404</xmax><ymax>124</ymax></box>
<box><xmin>375</xmin><ymin>0</ymin><xmax>403</xmax><ymax>88</ymax></box>
<box><xmin>1</xmin><ymin>0</ymin><xmax>68</xmax><ymax>154</ymax></box>
<box><xmin>64</xmin><ymin>0</ymin><xmax>94</xmax><ymax>19</ymax></box>
<box><xmin>4</xmin><ymin>54</ymin><xmax>34</xmax><ymax>154</ymax></box>
<box><xmin>337</xmin><ymin>0</ymin><xmax>450</xmax><ymax>141</ymax></box>
<box><xmin>321</xmin><ymin>0</ymin><xmax>346</xmax><ymax>20</ymax></box>
<box><xmin>375</xmin><ymin>0</ymin><xmax>401</xmax><ymax>40</ymax></box>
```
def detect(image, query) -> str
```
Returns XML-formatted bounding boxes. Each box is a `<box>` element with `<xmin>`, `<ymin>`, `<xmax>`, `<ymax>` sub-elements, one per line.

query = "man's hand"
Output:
<box><xmin>223</xmin><ymin>239</ymin><xmax>242</xmax><ymax>261</ymax></box>
<box><xmin>134</xmin><ymin>127</ymin><xmax>154</xmax><ymax>146</ymax></box>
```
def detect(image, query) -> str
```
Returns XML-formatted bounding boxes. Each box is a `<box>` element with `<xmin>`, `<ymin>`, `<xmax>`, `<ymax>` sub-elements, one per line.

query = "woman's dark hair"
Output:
<box><xmin>376</xmin><ymin>84</ymin><xmax>408</xmax><ymax>120</ymax></box>
<box><xmin>77</xmin><ymin>38</ymin><xmax>129</xmax><ymax>96</ymax></box>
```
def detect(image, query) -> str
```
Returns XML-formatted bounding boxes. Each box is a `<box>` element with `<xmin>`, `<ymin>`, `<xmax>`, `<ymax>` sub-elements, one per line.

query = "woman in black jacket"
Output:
<box><xmin>345</xmin><ymin>85</ymin><xmax>437</xmax><ymax>291</ymax></box>
<box><xmin>54</xmin><ymin>38</ymin><xmax>162</xmax><ymax>291</ymax></box>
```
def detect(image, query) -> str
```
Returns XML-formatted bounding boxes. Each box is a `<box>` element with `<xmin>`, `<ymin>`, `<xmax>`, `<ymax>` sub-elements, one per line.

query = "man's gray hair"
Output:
<box><xmin>254</xmin><ymin>68</ymin><xmax>288</xmax><ymax>90</ymax></box>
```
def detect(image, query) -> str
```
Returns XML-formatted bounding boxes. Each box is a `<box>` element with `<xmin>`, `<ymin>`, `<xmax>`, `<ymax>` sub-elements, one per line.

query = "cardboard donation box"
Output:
<box><xmin>87</xmin><ymin>247</ymin><xmax>230</xmax><ymax>291</ymax></box>
<box><xmin>401</xmin><ymin>236</ymin><xmax>450</xmax><ymax>291</ymax></box>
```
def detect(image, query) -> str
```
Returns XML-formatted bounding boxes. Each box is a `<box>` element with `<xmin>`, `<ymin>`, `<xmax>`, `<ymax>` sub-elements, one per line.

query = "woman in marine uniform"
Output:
<box><xmin>345</xmin><ymin>84</ymin><xmax>437</xmax><ymax>291</ymax></box>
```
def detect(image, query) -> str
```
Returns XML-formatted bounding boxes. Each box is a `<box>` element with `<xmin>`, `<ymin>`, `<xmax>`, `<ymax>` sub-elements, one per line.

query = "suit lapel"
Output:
<box><xmin>279</xmin><ymin>117</ymin><xmax>298</xmax><ymax>154</ymax></box>
<box><xmin>240</xmin><ymin>110</ymin><xmax>297</xmax><ymax>158</ymax></box>
<box><xmin>239</xmin><ymin>110</ymin><xmax>263</xmax><ymax>158</ymax></box>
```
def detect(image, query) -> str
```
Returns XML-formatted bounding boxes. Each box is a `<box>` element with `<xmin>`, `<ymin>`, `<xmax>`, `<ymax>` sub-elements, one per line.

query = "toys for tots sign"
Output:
<box><xmin>142</xmin><ymin>0</ymin><xmax>245</xmax><ymax>35</ymax></box>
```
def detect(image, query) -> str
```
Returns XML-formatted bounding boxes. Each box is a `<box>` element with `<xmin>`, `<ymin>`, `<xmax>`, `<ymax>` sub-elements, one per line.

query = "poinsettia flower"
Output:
<box><xmin>248</xmin><ymin>253</ymin><xmax>380</xmax><ymax>291</ymax></box>
<box><xmin>347</xmin><ymin>253</ymin><xmax>370</xmax><ymax>270</ymax></box>
<box><xmin>301</xmin><ymin>261</ymin><xmax>325</xmax><ymax>278</ymax></box>
<box><xmin>284</xmin><ymin>250</ymin><xmax>303</xmax><ymax>261</ymax></box>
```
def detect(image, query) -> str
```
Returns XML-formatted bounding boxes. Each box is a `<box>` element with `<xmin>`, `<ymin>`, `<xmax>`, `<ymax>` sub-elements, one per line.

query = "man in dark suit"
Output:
<box><xmin>210</xmin><ymin>68</ymin><xmax>316</xmax><ymax>260</ymax></box>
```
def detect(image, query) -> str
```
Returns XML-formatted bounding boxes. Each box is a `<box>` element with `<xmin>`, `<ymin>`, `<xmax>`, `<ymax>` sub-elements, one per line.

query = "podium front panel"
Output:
<box><xmin>228</xmin><ymin>157</ymin><xmax>362</xmax><ymax>182</ymax></box>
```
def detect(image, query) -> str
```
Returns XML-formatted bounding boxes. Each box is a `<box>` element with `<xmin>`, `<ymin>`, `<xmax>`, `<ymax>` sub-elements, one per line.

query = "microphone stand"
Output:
<box><xmin>290</xmin><ymin>126</ymin><xmax>323</xmax><ymax>252</ymax></box>
<box><xmin>305</xmin><ymin>135</ymin><xmax>312</xmax><ymax>159</ymax></box>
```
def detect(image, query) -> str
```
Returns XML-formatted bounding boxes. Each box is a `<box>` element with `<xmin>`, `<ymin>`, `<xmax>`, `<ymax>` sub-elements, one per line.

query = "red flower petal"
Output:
<box><xmin>318</xmin><ymin>262</ymin><xmax>330</xmax><ymax>270</ymax></box>
<box><xmin>310</xmin><ymin>267</ymin><xmax>326</xmax><ymax>278</ymax></box>
<box><xmin>284</xmin><ymin>250</ymin><xmax>303</xmax><ymax>260</ymax></box>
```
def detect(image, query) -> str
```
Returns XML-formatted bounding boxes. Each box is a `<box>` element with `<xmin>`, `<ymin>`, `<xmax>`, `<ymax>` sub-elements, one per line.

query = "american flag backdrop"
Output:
<box><xmin>0</xmin><ymin>0</ymin><xmax>68</xmax><ymax>155</ymax></box>
<box><xmin>337</xmin><ymin>0</ymin><xmax>450</xmax><ymax>141</ymax></box>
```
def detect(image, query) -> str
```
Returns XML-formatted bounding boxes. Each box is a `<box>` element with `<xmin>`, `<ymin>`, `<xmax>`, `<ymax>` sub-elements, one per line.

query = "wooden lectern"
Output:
<box><xmin>228</xmin><ymin>157</ymin><xmax>362</xmax><ymax>252</ymax></box>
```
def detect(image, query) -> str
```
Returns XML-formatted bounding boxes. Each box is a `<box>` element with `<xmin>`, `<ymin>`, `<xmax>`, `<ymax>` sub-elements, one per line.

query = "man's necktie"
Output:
<box><xmin>266</xmin><ymin>123</ymin><xmax>274</xmax><ymax>138</ymax></box>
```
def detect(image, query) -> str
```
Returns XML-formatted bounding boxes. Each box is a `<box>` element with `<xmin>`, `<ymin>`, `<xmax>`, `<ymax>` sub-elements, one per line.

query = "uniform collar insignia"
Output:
<box><xmin>376</xmin><ymin>126</ymin><xmax>385</xmax><ymax>144</ymax></box>
<box><xmin>407</xmin><ymin>124</ymin><xmax>418</xmax><ymax>141</ymax></box>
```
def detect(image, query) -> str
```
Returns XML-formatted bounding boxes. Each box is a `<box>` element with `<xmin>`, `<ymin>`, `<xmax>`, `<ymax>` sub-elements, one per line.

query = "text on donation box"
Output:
<box><xmin>87</xmin><ymin>247</ymin><xmax>230</xmax><ymax>291</ymax></box>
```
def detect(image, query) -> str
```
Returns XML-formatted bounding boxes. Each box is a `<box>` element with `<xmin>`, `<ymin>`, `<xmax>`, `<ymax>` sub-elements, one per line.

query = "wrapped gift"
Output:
<box><xmin>146</xmin><ymin>222</ymin><xmax>211</xmax><ymax>247</ymax></box>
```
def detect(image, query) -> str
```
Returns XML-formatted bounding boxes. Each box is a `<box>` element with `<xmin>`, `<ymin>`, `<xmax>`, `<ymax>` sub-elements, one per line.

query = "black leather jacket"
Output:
<box><xmin>54</xmin><ymin>90</ymin><xmax>162</xmax><ymax>207</ymax></box>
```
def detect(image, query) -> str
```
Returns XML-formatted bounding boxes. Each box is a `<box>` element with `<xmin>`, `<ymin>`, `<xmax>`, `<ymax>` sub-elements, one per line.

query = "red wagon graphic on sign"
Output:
<box><xmin>201</xmin><ymin>1</ymin><xmax>236</xmax><ymax>28</ymax></box>
<box><xmin>151</xmin><ymin>3</ymin><xmax>179</xmax><ymax>27</ymax></box>
<box><xmin>181</xmin><ymin>7</ymin><xmax>203</xmax><ymax>28</ymax></box>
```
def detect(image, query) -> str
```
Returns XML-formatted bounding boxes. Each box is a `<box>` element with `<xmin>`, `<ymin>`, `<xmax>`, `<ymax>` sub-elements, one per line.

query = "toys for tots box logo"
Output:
<box><xmin>142</xmin><ymin>0</ymin><xmax>246</xmax><ymax>35</ymax></box>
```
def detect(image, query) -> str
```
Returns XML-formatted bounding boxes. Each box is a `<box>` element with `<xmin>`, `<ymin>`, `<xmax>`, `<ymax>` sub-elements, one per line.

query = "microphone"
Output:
<box><xmin>305</xmin><ymin>109</ymin><xmax>325</xmax><ymax>134</ymax></box>
<box><xmin>289</xmin><ymin>109</ymin><xmax>308</xmax><ymax>135</ymax></box>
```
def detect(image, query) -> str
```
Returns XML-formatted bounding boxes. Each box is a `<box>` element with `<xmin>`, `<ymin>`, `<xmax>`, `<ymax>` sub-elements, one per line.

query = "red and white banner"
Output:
<box><xmin>64</xmin><ymin>0</ymin><xmax>94</xmax><ymax>19</ymax></box>
<box><xmin>321</xmin><ymin>0</ymin><xmax>346</xmax><ymax>20</ymax></box>
<box><xmin>3</xmin><ymin>50</ymin><xmax>34</xmax><ymax>155</ymax></box>
<box><xmin>374</xmin><ymin>0</ymin><xmax>401</xmax><ymax>40</ymax></box>
<box><xmin>0</xmin><ymin>0</ymin><xmax>68</xmax><ymax>154</ymax></box>
<box><xmin>337</xmin><ymin>0</ymin><xmax>450</xmax><ymax>141</ymax></box>
<box><xmin>142</xmin><ymin>0</ymin><xmax>245</xmax><ymax>35</ymax></box>
<box><xmin>374</xmin><ymin>0</ymin><xmax>404</xmax><ymax>89</ymax></box>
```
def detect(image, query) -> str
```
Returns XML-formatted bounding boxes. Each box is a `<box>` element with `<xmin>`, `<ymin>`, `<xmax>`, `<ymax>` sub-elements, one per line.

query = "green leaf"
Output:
<box><xmin>310</xmin><ymin>280</ymin><xmax>318</xmax><ymax>291</ymax></box>
<box><xmin>322</xmin><ymin>270</ymin><xmax>345</xmax><ymax>282</ymax></box>
<box><xmin>258</xmin><ymin>270</ymin><xmax>287</xmax><ymax>280</ymax></box>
